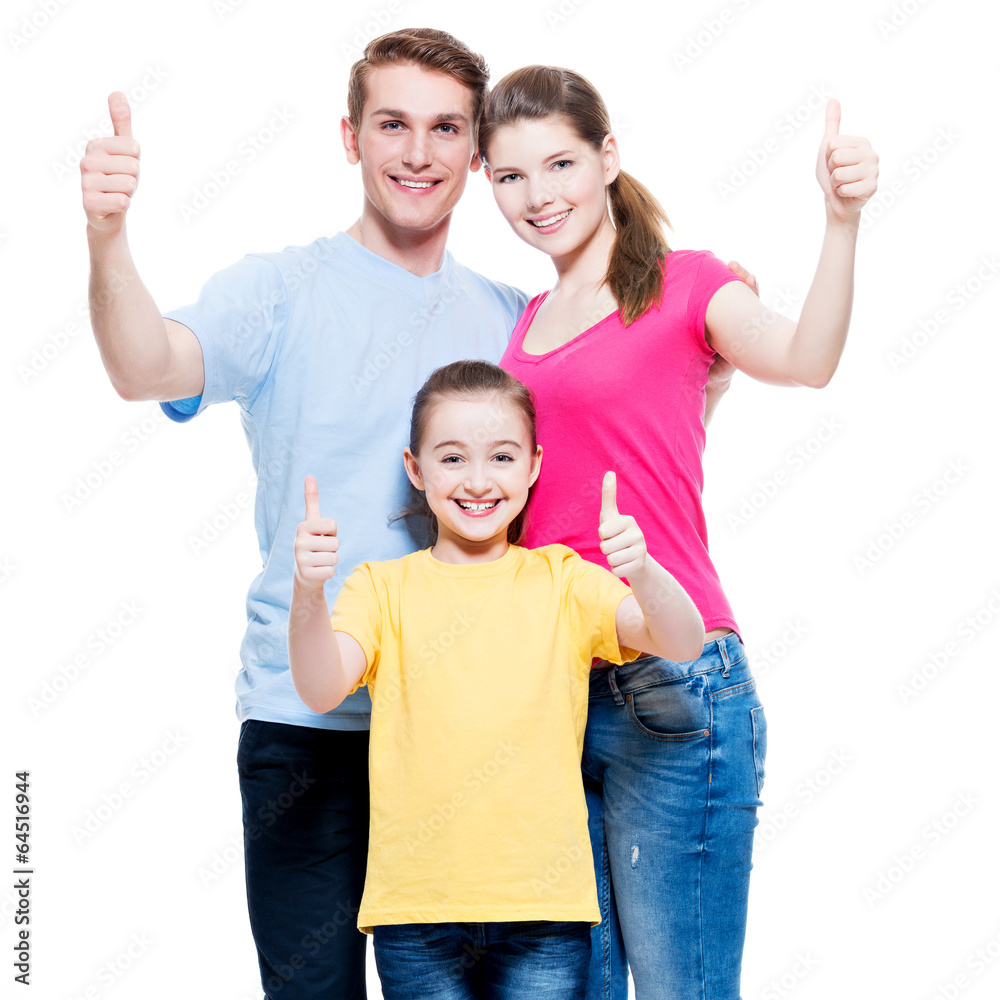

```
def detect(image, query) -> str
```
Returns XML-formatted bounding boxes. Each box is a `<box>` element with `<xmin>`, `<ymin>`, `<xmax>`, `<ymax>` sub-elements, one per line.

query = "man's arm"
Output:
<box><xmin>82</xmin><ymin>92</ymin><xmax>205</xmax><ymax>402</ymax></box>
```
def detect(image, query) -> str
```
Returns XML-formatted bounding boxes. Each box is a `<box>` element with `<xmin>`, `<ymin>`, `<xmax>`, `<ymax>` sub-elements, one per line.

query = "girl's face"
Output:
<box><xmin>403</xmin><ymin>395</ymin><xmax>542</xmax><ymax>563</ymax></box>
<box><xmin>485</xmin><ymin>115</ymin><xmax>619</xmax><ymax>261</ymax></box>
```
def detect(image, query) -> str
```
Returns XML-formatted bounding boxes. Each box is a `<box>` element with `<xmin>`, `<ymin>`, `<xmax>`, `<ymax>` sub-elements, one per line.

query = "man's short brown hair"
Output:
<box><xmin>347</xmin><ymin>28</ymin><xmax>490</xmax><ymax>137</ymax></box>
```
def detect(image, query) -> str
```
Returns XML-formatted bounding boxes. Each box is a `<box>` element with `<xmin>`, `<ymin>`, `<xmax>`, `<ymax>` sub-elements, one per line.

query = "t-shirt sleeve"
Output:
<box><xmin>687</xmin><ymin>251</ymin><xmax>746</xmax><ymax>341</ymax></box>
<box><xmin>329</xmin><ymin>563</ymin><xmax>384</xmax><ymax>692</ymax></box>
<box><xmin>160</xmin><ymin>253</ymin><xmax>290</xmax><ymax>422</ymax></box>
<box><xmin>563</xmin><ymin>549</ymin><xmax>641</xmax><ymax>665</ymax></box>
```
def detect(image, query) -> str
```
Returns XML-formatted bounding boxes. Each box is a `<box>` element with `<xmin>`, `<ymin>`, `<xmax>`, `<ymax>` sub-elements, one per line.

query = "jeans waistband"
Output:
<box><xmin>595</xmin><ymin>631</ymin><xmax>748</xmax><ymax>687</ymax></box>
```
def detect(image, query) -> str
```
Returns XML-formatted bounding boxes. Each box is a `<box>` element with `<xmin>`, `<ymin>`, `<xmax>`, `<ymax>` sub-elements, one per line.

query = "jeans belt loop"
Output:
<box><xmin>716</xmin><ymin>636</ymin><xmax>732</xmax><ymax>679</ymax></box>
<box><xmin>607</xmin><ymin>666</ymin><xmax>625</xmax><ymax>706</ymax></box>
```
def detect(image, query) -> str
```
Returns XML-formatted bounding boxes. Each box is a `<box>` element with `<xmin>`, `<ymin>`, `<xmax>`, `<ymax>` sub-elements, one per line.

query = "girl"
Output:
<box><xmin>288</xmin><ymin>360</ymin><xmax>705</xmax><ymax>1000</ymax></box>
<box><xmin>478</xmin><ymin>67</ymin><xmax>878</xmax><ymax>1000</ymax></box>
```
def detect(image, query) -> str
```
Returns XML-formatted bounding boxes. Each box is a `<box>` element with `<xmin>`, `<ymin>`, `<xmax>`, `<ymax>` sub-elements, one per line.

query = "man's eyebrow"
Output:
<box><xmin>370</xmin><ymin>107</ymin><xmax>471</xmax><ymax>125</ymax></box>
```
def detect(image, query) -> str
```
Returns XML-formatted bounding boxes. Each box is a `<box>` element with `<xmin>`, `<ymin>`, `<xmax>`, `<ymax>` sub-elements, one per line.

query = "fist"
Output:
<box><xmin>293</xmin><ymin>476</ymin><xmax>340</xmax><ymax>589</ymax></box>
<box><xmin>815</xmin><ymin>99</ymin><xmax>878</xmax><ymax>221</ymax></box>
<box><xmin>598</xmin><ymin>471</ymin><xmax>647</xmax><ymax>579</ymax></box>
<box><xmin>80</xmin><ymin>92</ymin><xmax>140</xmax><ymax>233</ymax></box>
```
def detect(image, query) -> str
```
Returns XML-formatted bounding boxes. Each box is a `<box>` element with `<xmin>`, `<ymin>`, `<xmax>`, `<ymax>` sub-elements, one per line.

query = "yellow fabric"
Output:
<box><xmin>330</xmin><ymin>544</ymin><xmax>638</xmax><ymax>932</ymax></box>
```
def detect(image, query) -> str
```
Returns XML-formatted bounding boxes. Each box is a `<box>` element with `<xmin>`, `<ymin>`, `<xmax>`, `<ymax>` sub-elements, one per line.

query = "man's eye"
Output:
<box><xmin>436</xmin><ymin>124</ymin><xmax>457</xmax><ymax>133</ymax></box>
<box><xmin>382</xmin><ymin>122</ymin><xmax>403</xmax><ymax>130</ymax></box>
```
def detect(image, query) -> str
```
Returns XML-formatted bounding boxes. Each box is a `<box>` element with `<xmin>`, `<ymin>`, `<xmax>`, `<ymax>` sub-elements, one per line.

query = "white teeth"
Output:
<box><xmin>456</xmin><ymin>499</ymin><xmax>499</xmax><ymax>511</ymax></box>
<box><xmin>397</xmin><ymin>179</ymin><xmax>435</xmax><ymax>188</ymax></box>
<box><xmin>530</xmin><ymin>210</ymin><xmax>570</xmax><ymax>228</ymax></box>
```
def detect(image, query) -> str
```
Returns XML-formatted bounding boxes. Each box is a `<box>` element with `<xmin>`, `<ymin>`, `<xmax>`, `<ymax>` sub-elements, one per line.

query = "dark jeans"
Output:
<box><xmin>373</xmin><ymin>920</ymin><xmax>592</xmax><ymax>999</ymax></box>
<box><xmin>237</xmin><ymin>720</ymin><xmax>371</xmax><ymax>999</ymax></box>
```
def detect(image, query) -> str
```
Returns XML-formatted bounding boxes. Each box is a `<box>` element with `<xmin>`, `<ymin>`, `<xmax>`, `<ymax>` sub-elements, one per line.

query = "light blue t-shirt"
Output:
<box><xmin>163</xmin><ymin>233</ymin><xmax>528</xmax><ymax>729</ymax></box>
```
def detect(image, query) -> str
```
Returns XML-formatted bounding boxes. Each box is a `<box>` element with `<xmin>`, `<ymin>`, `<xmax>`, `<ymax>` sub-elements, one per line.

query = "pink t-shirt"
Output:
<box><xmin>501</xmin><ymin>249</ymin><xmax>742</xmax><ymax>637</ymax></box>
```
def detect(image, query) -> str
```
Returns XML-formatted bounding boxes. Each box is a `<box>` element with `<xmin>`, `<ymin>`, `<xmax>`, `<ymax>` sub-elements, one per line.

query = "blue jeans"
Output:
<box><xmin>373</xmin><ymin>920</ymin><xmax>592</xmax><ymax>999</ymax></box>
<box><xmin>583</xmin><ymin>632</ymin><xmax>766</xmax><ymax>1000</ymax></box>
<box><xmin>237</xmin><ymin>721</ymin><xmax>370</xmax><ymax>999</ymax></box>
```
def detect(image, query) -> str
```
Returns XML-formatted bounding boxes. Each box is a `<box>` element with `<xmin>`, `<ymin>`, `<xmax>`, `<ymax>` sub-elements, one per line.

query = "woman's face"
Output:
<box><xmin>485</xmin><ymin>115</ymin><xmax>619</xmax><ymax>261</ymax></box>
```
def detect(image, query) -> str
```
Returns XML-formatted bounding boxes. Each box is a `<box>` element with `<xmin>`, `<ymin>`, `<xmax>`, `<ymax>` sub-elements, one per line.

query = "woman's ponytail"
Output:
<box><xmin>606</xmin><ymin>170</ymin><xmax>671</xmax><ymax>325</ymax></box>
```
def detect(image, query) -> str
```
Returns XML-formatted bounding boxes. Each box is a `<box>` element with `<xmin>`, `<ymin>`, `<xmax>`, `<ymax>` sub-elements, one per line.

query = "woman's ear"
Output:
<box><xmin>602</xmin><ymin>133</ymin><xmax>621</xmax><ymax>186</ymax></box>
<box><xmin>403</xmin><ymin>448</ymin><xmax>425</xmax><ymax>491</ymax></box>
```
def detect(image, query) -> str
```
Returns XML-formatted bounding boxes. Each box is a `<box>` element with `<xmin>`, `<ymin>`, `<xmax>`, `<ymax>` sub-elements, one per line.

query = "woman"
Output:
<box><xmin>478</xmin><ymin>66</ymin><xmax>877</xmax><ymax>1000</ymax></box>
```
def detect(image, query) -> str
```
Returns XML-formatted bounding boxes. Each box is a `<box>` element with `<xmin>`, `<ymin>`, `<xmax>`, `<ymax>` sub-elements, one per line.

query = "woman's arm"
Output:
<box><xmin>705</xmin><ymin>99</ymin><xmax>878</xmax><ymax>389</ymax></box>
<box><xmin>288</xmin><ymin>476</ymin><xmax>367</xmax><ymax>713</ymax></box>
<box><xmin>599</xmin><ymin>473</ymin><xmax>706</xmax><ymax>662</ymax></box>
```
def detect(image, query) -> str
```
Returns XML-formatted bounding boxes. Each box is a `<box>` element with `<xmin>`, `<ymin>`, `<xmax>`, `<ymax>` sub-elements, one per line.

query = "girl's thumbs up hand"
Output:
<box><xmin>815</xmin><ymin>99</ymin><xmax>879</xmax><ymax>223</ymax></box>
<box><xmin>294</xmin><ymin>476</ymin><xmax>340</xmax><ymax>589</ymax></box>
<box><xmin>598</xmin><ymin>471</ymin><xmax>647</xmax><ymax>580</ymax></box>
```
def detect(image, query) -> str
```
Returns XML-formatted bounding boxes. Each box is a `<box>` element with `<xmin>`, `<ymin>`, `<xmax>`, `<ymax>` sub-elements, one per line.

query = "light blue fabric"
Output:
<box><xmin>162</xmin><ymin>233</ymin><xmax>527</xmax><ymax>729</ymax></box>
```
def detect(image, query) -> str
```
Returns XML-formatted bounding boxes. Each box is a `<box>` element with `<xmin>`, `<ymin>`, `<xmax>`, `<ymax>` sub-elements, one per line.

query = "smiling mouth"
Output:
<box><xmin>529</xmin><ymin>210</ymin><xmax>571</xmax><ymax>228</ymax></box>
<box><xmin>392</xmin><ymin>177</ymin><xmax>440</xmax><ymax>190</ymax></box>
<box><xmin>454</xmin><ymin>498</ymin><xmax>501</xmax><ymax>513</ymax></box>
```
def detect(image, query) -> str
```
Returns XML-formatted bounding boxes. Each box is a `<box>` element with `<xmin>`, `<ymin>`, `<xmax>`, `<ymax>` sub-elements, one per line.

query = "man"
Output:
<box><xmin>81</xmin><ymin>27</ymin><xmax>747</xmax><ymax>998</ymax></box>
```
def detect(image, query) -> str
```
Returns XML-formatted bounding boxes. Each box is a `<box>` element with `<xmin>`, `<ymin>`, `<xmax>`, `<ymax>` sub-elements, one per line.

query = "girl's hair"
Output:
<box><xmin>393</xmin><ymin>360</ymin><xmax>538</xmax><ymax>546</ymax></box>
<box><xmin>479</xmin><ymin>65</ymin><xmax>671</xmax><ymax>326</ymax></box>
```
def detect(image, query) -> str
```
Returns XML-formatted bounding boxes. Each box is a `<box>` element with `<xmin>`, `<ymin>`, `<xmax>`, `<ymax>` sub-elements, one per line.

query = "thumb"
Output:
<box><xmin>108</xmin><ymin>91</ymin><xmax>132</xmax><ymax>138</ymax></box>
<box><xmin>600</xmin><ymin>471</ymin><xmax>619</xmax><ymax>524</ymax></box>
<box><xmin>823</xmin><ymin>98</ymin><xmax>841</xmax><ymax>140</ymax></box>
<box><xmin>303</xmin><ymin>475</ymin><xmax>322</xmax><ymax>520</ymax></box>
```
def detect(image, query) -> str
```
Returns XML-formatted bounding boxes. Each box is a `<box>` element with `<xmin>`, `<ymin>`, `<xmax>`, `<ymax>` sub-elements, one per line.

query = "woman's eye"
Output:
<box><xmin>553</xmin><ymin>160</ymin><xmax>572</xmax><ymax>170</ymax></box>
<box><xmin>493</xmin><ymin>454</ymin><xmax>514</xmax><ymax>462</ymax></box>
<box><xmin>442</xmin><ymin>456</ymin><xmax>463</xmax><ymax>464</ymax></box>
<box><xmin>498</xmin><ymin>173</ymin><xmax>520</xmax><ymax>184</ymax></box>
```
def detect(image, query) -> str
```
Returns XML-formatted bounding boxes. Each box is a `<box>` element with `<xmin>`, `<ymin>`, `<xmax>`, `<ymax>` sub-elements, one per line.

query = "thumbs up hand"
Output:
<box><xmin>815</xmin><ymin>99</ymin><xmax>878</xmax><ymax>222</ymax></box>
<box><xmin>81</xmin><ymin>92</ymin><xmax>141</xmax><ymax>234</ymax></box>
<box><xmin>598</xmin><ymin>471</ymin><xmax>647</xmax><ymax>580</ymax></box>
<box><xmin>293</xmin><ymin>476</ymin><xmax>340</xmax><ymax>589</ymax></box>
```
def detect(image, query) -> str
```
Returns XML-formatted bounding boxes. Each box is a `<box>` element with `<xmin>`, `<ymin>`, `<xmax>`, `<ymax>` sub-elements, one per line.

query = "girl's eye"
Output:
<box><xmin>442</xmin><ymin>456</ymin><xmax>463</xmax><ymax>464</ymax></box>
<box><xmin>498</xmin><ymin>173</ymin><xmax>520</xmax><ymax>184</ymax></box>
<box><xmin>552</xmin><ymin>160</ymin><xmax>572</xmax><ymax>170</ymax></box>
<box><xmin>493</xmin><ymin>454</ymin><xmax>514</xmax><ymax>462</ymax></box>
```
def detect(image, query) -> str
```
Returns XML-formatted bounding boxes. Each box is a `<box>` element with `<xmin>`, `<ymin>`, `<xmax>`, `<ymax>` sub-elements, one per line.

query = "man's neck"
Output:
<box><xmin>346</xmin><ymin>208</ymin><xmax>452</xmax><ymax>277</ymax></box>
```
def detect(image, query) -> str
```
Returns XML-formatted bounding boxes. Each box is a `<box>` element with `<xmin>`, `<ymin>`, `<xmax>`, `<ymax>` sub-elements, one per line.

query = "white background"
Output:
<box><xmin>3</xmin><ymin>0</ymin><xmax>999</xmax><ymax>997</ymax></box>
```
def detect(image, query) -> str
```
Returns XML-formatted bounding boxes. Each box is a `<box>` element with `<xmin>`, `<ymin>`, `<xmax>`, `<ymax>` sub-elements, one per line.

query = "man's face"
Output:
<box><xmin>341</xmin><ymin>63</ymin><xmax>481</xmax><ymax>236</ymax></box>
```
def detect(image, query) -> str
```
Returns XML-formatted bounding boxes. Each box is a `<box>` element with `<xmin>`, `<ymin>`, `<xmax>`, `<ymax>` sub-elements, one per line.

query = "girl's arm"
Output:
<box><xmin>288</xmin><ymin>476</ymin><xmax>368</xmax><ymax>714</ymax></box>
<box><xmin>704</xmin><ymin>99</ymin><xmax>878</xmax><ymax>389</ymax></box>
<box><xmin>599</xmin><ymin>473</ymin><xmax>706</xmax><ymax>663</ymax></box>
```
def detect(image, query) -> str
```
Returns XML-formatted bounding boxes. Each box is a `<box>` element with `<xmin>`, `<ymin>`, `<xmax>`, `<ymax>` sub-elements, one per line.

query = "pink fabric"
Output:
<box><xmin>501</xmin><ymin>249</ymin><xmax>743</xmax><ymax>636</ymax></box>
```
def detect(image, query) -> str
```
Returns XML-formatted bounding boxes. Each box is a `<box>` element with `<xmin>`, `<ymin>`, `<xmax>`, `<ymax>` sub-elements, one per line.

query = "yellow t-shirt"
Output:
<box><xmin>330</xmin><ymin>543</ymin><xmax>637</xmax><ymax>933</ymax></box>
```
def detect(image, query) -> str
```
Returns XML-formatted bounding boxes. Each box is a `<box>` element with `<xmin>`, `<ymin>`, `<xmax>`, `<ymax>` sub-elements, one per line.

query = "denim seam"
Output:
<box><xmin>697</xmin><ymin>694</ymin><xmax>715</xmax><ymax>1000</ymax></box>
<box><xmin>711</xmin><ymin>677</ymin><xmax>757</xmax><ymax>703</ymax></box>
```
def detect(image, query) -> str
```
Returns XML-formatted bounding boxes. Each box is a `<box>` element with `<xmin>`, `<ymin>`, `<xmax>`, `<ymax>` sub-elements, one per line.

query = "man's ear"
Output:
<box><xmin>403</xmin><ymin>448</ymin><xmax>425</xmax><ymax>491</ymax></box>
<box><xmin>471</xmin><ymin>148</ymin><xmax>483</xmax><ymax>174</ymax></box>
<box><xmin>341</xmin><ymin>115</ymin><xmax>361</xmax><ymax>166</ymax></box>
